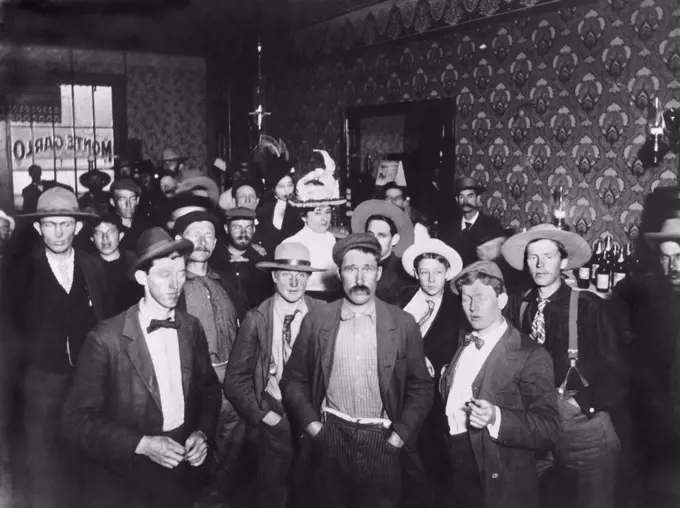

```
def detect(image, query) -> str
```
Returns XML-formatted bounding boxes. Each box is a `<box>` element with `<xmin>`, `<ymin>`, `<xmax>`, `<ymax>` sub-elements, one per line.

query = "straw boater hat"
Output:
<box><xmin>256</xmin><ymin>242</ymin><xmax>325</xmax><ymax>272</ymax></box>
<box><xmin>401</xmin><ymin>238</ymin><xmax>464</xmax><ymax>281</ymax></box>
<box><xmin>22</xmin><ymin>187</ymin><xmax>99</xmax><ymax>221</ymax></box>
<box><xmin>130</xmin><ymin>227</ymin><xmax>193</xmax><ymax>275</ymax></box>
<box><xmin>501</xmin><ymin>223</ymin><xmax>592</xmax><ymax>271</ymax></box>
<box><xmin>455</xmin><ymin>177</ymin><xmax>486</xmax><ymax>194</ymax></box>
<box><xmin>289</xmin><ymin>150</ymin><xmax>346</xmax><ymax>208</ymax></box>
<box><xmin>644</xmin><ymin>216</ymin><xmax>680</xmax><ymax>244</ymax></box>
<box><xmin>351</xmin><ymin>199</ymin><xmax>415</xmax><ymax>257</ymax></box>
<box><xmin>79</xmin><ymin>169</ymin><xmax>112</xmax><ymax>189</ymax></box>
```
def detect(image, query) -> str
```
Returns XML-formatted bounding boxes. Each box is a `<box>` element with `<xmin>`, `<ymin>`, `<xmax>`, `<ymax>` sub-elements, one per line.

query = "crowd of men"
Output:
<box><xmin>0</xmin><ymin>145</ymin><xmax>679</xmax><ymax>508</ymax></box>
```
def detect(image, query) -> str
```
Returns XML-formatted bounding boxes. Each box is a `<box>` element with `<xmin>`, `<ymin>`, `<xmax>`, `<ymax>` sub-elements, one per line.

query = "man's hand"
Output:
<box><xmin>135</xmin><ymin>436</ymin><xmax>186</xmax><ymax>469</ymax></box>
<box><xmin>262</xmin><ymin>411</ymin><xmax>283</xmax><ymax>427</ymax></box>
<box><xmin>184</xmin><ymin>431</ymin><xmax>208</xmax><ymax>467</ymax></box>
<box><xmin>386</xmin><ymin>431</ymin><xmax>404</xmax><ymax>449</ymax></box>
<box><xmin>467</xmin><ymin>398</ymin><xmax>497</xmax><ymax>429</ymax></box>
<box><xmin>306</xmin><ymin>421</ymin><xmax>323</xmax><ymax>437</ymax></box>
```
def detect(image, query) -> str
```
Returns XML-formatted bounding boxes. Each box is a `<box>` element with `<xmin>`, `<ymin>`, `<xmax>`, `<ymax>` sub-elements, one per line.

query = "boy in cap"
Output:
<box><xmin>62</xmin><ymin>227</ymin><xmax>222</xmax><ymax>508</ymax></box>
<box><xmin>110</xmin><ymin>178</ymin><xmax>146</xmax><ymax>252</ymax></box>
<box><xmin>281</xmin><ymin>233</ymin><xmax>432</xmax><ymax>508</ymax></box>
<box><xmin>224</xmin><ymin>242</ymin><xmax>325</xmax><ymax>508</ymax></box>
<box><xmin>502</xmin><ymin>224</ymin><xmax>626</xmax><ymax>508</ymax></box>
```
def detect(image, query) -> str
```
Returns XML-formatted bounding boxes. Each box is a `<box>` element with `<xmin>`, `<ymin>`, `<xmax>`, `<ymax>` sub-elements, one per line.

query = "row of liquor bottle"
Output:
<box><xmin>575</xmin><ymin>237</ymin><xmax>638</xmax><ymax>293</ymax></box>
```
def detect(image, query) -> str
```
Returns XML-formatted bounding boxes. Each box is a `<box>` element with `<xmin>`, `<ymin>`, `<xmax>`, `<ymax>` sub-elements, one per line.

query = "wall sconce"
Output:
<box><xmin>639</xmin><ymin>97</ymin><xmax>680</xmax><ymax>169</ymax></box>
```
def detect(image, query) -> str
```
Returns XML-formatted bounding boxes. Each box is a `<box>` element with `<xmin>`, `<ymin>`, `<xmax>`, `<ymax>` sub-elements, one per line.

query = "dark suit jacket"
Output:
<box><xmin>255</xmin><ymin>199</ymin><xmax>303</xmax><ymax>255</ymax></box>
<box><xmin>224</xmin><ymin>295</ymin><xmax>325</xmax><ymax>427</ymax></box>
<box><xmin>281</xmin><ymin>298</ymin><xmax>433</xmax><ymax>450</ymax></box>
<box><xmin>376</xmin><ymin>253</ymin><xmax>412</xmax><ymax>306</ymax></box>
<box><xmin>440</xmin><ymin>323</ymin><xmax>559</xmax><ymax>508</ymax></box>
<box><xmin>441</xmin><ymin>212</ymin><xmax>504</xmax><ymax>266</ymax></box>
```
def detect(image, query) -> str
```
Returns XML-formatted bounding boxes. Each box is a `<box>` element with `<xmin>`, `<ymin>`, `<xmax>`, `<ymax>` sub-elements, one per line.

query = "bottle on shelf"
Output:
<box><xmin>625</xmin><ymin>242</ymin><xmax>638</xmax><ymax>276</ymax></box>
<box><xmin>576</xmin><ymin>253</ymin><xmax>592</xmax><ymax>289</ymax></box>
<box><xmin>611</xmin><ymin>248</ymin><xmax>627</xmax><ymax>288</ymax></box>
<box><xmin>590</xmin><ymin>240</ymin><xmax>603</xmax><ymax>286</ymax></box>
<box><xmin>595</xmin><ymin>246</ymin><xmax>611</xmax><ymax>293</ymax></box>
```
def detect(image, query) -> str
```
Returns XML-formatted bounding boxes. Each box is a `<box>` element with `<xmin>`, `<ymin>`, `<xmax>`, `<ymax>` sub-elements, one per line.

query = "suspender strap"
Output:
<box><xmin>519</xmin><ymin>289</ymin><xmax>532</xmax><ymax>328</ymax></box>
<box><xmin>559</xmin><ymin>288</ymin><xmax>589</xmax><ymax>394</ymax></box>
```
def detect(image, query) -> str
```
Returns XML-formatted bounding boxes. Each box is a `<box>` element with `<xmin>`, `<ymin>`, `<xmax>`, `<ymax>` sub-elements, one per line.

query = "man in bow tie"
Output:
<box><xmin>62</xmin><ymin>227</ymin><xmax>222</xmax><ymax>508</ymax></box>
<box><xmin>440</xmin><ymin>260</ymin><xmax>559</xmax><ymax>508</ymax></box>
<box><xmin>224</xmin><ymin>241</ymin><xmax>325</xmax><ymax>508</ymax></box>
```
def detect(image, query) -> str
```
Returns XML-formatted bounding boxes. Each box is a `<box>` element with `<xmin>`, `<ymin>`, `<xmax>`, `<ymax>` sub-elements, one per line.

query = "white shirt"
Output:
<box><xmin>283</xmin><ymin>226</ymin><xmax>337</xmax><ymax>292</ymax></box>
<box><xmin>138</xmin><ymin>300</ymin><xmax>185</xmax><ymax>431</ymax></box>
<box><xmin>272</xmin><ymin>199</ymin><xmax>287</xmax><ymax>230</ymax></box>
<box><xmin>46</xmin><ymin>247</ymin><xmax>75</xmax><ymax>293</ymax></box>
<box><xmin>446</xmin><ymin>318</ymin><xmax>506</xmax><ymax>438</ymax></box>
<box><xmin>461</xmin><ymin>211</ymin><xmax>480</xmax><ymax>231</ymax></box>
<box><xmin>404</xmin><ymin>289</ymin><xmax>443</xmax><ymax>337</ymax></box>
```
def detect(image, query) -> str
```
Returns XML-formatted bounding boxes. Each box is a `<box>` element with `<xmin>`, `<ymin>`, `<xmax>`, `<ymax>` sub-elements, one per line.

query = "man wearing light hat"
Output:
<box><xmin>352</xmin><ymin>199</ymin><xmax>415</xmax><ymax>305</ymax></box>
<box><xmin>441</xmin><ymin>177</ymin><xmax>504</xmax><ymax>267</ymax></box>
<box><xmin>224</xmin><ymin>242</ymin><xmax>325</xmax><ymax>508</ymax></box>
<box><xmin>281</xmin><ymin>233</ymin><xmax>432</xmax><ymax>508</ymax></box>
<box><xmin>62</xmin><ymin>227</ymin><xmax>222</xmax><ymax>508</ymax></box>
<box><xmin>502</xmin><ymin>224</ymin><xmax>626</xmax><ymax>508</ymax></box>
<box><xmin>5</xmin><ymin>187</ymin><xmax>110</xmax><ymax>508</ymax></box>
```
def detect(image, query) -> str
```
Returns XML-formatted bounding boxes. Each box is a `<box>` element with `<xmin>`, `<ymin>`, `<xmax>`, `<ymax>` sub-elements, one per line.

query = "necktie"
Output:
<box><xmin>147</xmin><ymin>318</ymin><xmax>180</xmax><ymax>334</ymax></box>
<box><xmin>463</xmin><ymin>333</ymin><xmax>484</xmax><ymax>350</ymax></box>
<box><xmin>58</xmin><ymin>260</ymin><xmax>72</xmax><ymax>293</ymax></box>
<box><xmin>417</xmin><ymin>300</ymin><xmax>436</xmax><ymax>328</ymax></box>
<box><xmin>464</xmin><ymin>221</ymin><xmax>472</xmax><ymax>231</ymax></box>
<box><xmin>282</xmin><ymin>311</ymin><xmax>300</xmax><ymax>363</ymax></box>
<box><xmin>531</xmin><ymin>298</ymin><xmax>548</xmax><ymax>344</ymax></box>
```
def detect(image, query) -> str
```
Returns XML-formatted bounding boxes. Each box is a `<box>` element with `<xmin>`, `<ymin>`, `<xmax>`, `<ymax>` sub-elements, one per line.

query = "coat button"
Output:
<box><xmin>491</xmin><ymin>473</ymin><xmax>499</xmax><ymax>479</ymax></box>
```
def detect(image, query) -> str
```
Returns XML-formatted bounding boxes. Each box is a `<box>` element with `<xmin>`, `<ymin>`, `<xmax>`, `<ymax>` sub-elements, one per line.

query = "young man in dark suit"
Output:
<box><xmin>281</xmin><ymin>233</ymin><xmax>433</xmax><ymax>508</ymax></box>
<box><xmin>442</xmin><ymin>260</ymin><xmax>560</xmax><ymax>508</ymax></box>
<box><xmin>441</xmin><ymin>177</ymin><xmax>505</xmax><ymax>266</ymax></box>
<box><xmin>61</xmin><ymin>228</ymin><xmax>222</xmax><ymax>508</ymax></box>
<box><xmin>224</xmin><ymin>242</ymin><xmax>325</xmax><ymax>508</ymax></box>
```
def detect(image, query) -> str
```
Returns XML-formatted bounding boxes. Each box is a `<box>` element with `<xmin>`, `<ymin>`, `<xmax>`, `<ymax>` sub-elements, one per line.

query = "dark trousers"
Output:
<box><xmin>539</xmin><ymin>398</ymin><xmax>620</xmax><ymax>508</ymax></box>
<box><xmin>447</xmin><ymin>432</ymin><xmax>484</xmax><ymax>508</ymax></box>
<box><xmin>312</xmin><ymin>412</ymin><xmax>402</xmax><ymax>508</ymax></box>
<box><xmin>256</xmin><ymin>394</ymin><xmax>294</xmax><ymax>508</ymax></box>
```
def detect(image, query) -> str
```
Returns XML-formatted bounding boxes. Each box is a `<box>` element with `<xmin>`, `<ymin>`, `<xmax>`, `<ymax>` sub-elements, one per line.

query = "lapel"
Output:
<box><xmin>375</xmin><ymin>299</ymin><xmax>399</xmax><ymax>399</ymax></box>
<box><xmin>258</xmin><ymin>297</ymin><xmax>275</xmax><ymax>358</ymax></box>
<box><xmin>76</xmin><ymin>250</ymin><xmax>104</xmax><ymax>320</ymax></box>
<box><xmin>123</xmin><ymin>306</ymin><xmax>162</xmax><ymax>410</ymax></box>
<box><xmin>175</xmin><ymin>311</ymin><xmax>194</xmax><ymax>402</ymax></box>
<box><xmin>319</xmin><ymin>300</ymin><xmax>343</xmax><ymax>388</ymax></box>
<box><xmin>423</xmin><ymin>289</ymin><xmax>454</xmax><ymax>343</ymax></box>
<box><xmin>472</xmin><ymin>324</ymin><xmax>521</xmax><ymax>399</ymax></box>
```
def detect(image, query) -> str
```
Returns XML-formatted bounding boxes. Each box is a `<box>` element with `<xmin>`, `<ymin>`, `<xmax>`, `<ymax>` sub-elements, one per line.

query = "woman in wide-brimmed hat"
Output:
<box><xmin>78</xmin><ymin>169</ymin><xmax>112</xmax><ymax>216</ymax></box>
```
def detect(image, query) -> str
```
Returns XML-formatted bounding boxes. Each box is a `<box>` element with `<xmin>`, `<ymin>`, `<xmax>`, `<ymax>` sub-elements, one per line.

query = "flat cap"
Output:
<box><xmin>224</xmin><ymin>206</ymin><xmax>256</xmax><ymax>222</ymax></box>
<box><xmin>332</xmin><ymin>232</ymin><xmax>381</xmax><ymax>266</ymax></box>
<box><xmin>450</xmin><ymin>260</ymin><xmax>505</xmax><ymax>294</ymax></box>
<box><xmin>110</xmin><ymin>178</ymin><xmax>141</xmax><ymax>196</ymax></box>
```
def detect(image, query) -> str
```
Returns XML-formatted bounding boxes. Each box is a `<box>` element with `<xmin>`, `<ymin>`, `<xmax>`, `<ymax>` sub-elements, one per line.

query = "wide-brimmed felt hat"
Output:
<box><xmin>401</xmin><ymin>239</ymin><xmax>463</xmax><ymax>281</ymax></box>
<box><xmin>161</xmin><ymin>147</ymin><xmax>189</xmax><ymax>163</ymax></box>
<box><xmin>351</xmin><ymin>199</ymin><xmax>414</xmax><ymax>257</ymax></box>
<box><xmin>450</xmin><ymin>260</ymin><xmax>505</xmax><ymax>294</ymax></box>
<box><xmin>332</xmin><ymin>233</ymin><xmax>381</xmax><ymax>266</ymax></box>
<box><xmin>173</xmin><ymin>210</ymin><xmax>221</xmax><ymax>237</ymax></box>
<box><xmin>455</xmin><ymin>177</ymin><xmax>486</xmax><ymax>194</ymax></box>
<box><xmin>175</xmin><ymin>175</ymin><xmax>220</xmax><ymax>205</ymax></box>
<box><xmin>79</xmin><ymin>169</ymin><xmax>112</xmax><ymax>189</ymax></box>
<box><xmin>501</xmin><ymin>224</ymin><xmax>591</xmax><ymax>271</ymax></box>
<box><xmin>21</xmin><ymin>187</ymin><xmax>99</xmax><ymax>221</ymax></box>
<box><xmin>256</xmin><ymin>242</ymin><xmax>325</xmax><ymax>273</ymax></box>
<box><xmin>644</xmin><ymin>216</ymin><xmax>680</xmax><ymax>244</ymax></box>
<box><xmin>130</xmin><ymin>227</ymin><xmax>194</xmax><ymax>275</ymax></box>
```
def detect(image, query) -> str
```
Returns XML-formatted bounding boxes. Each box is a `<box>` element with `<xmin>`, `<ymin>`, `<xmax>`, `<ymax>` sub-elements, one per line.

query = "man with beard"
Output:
<box><xmin>61</xmin><ymin>227</ymin><xmax>222</xmax><ymax>508</ymax></box>
<box><xmin>441</xmin><ymin>178</ymin><xmax>504</xmax><ymax>267</ymax></box>
<box><xmin>281</xmin><ymin>233</ymin><xmax>433</xmax><ymax>508</ymax></box>
<box><xmin>224</xmin><ymin>242</ymin><xmax>325</xmax><ymax>508</ymax></box>
<box><xmin>173</xmin><ymin>211</ymin><xmax>241</xmax><ymax>503</ymax></box>
<box><xmin>351</xmin><ymin>199</ymin><xmax>415</xmax><ymax>306</ymax></box>
<box><xmin>613</xmin><ymin>214</ymin><xmax>680</xmax><ymax>506</ymax></box>
<box><xmin>110</xmin><ymin>178</ymin><xmax>147</xmax><ymax>252</ymax></box>
<box><xmin>211</xmin><ymin>207</ymin><xmax>272</xmax><ymax>319</ymax></box>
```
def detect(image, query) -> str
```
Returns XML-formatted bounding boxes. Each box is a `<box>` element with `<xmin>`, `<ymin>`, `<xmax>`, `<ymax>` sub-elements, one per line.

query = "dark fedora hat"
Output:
<box><xmin>22</xmin><ymin>187</ymin><xmax>99</xmax><ymax>221</ymax></box>
<box><xmin>129</xmin><ymin>227</ymin><xmax>194</xmax><ymax>275</ymax></box>
<box><xmin>79</xmin><ymin>169</ymin><xmax>112</xmax><ymax>189</ymax></box>
<box><xmin>455</xmin><ymin>177</ymin><xmax>486</xmax><ymax>194</ymax></box>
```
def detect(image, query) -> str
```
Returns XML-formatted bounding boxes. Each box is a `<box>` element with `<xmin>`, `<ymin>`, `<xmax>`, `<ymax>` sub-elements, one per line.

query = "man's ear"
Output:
<box><xmin>109</xmin><ymin>197</ymin><xmax>115</xmax><ymax>208</ymax></box>
<box><xmin>560</xmin><ymin>258</ymin><xmax>568</xmax><ymax>271</ymax></box>
<box><xmin>391</xmin><ymin>233</ymin><xmax>401</xmax><ymax>248</ymax></box>
<box><xmin>33</xmin><ymin>222</ymin><xmax>42</xmax><ymax>236</ymax></box>
<box><xmin>119</xmin><ymin>231</ymin><xmax>125</xmax><ymax>241</ymax></box>
<box><xmin>134</xmin><ymin>269</ymin><xmax>147</xmax><ymax>287</ymax></box>
<box><xmin>75</xmin><ymin>221</ymin><xmax>83</xmax><ymax>236</ymax></box>
<box><xmin>498</xmin><ymin>292</ymin><xmax>509</xmax><ymax>310</ymax></box>
<box><xmin>377</xmin><ymin>265</ymin><xmax>383</xmax><ymax>282</ymax></box>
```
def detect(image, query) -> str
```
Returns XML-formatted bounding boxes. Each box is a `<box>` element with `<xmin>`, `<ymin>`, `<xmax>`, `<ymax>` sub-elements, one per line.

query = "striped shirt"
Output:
<box><xmin>325</xmin><ymin>299</ymin><xmax>385</xmax><ymax>419</ymax></box>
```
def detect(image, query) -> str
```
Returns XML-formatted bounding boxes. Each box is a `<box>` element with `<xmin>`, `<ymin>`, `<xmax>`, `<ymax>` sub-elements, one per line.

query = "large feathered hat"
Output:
<box><xmin>252</xmin><ymin>134</ymin><xmax>297</xmax><ymax>190</ymax></box>
<box><xmin>289</xmin><ymin>149</ymin><xmax>346</xmax><ymax>208</ymax></box>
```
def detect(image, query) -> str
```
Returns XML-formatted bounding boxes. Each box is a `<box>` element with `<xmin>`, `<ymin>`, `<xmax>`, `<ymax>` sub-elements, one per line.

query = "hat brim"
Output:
<box><xmin>351</xmin><ymin>200</ymin><xmax>415</xmax><ymax>257</ymax></box>
<box><xmin>401</xmin><ymin>241</ymin><xmax>463</xmax><ymax>281</ymax></box>
<box><xmin>162</xmin><ymin>157</ymin><xmax>189</xmax><ymax>163</ymax></box>
<box><xmin>644</xmin><ymin>232</ymin><xmax>680</xmax><ymax>244</ymax></box>
<box><xmin>288</xmin><ymin>198</ymin><xmax>346</xmax><ymax>208</ymax></box>
<box><xmin>129</xmin><ymin>238</ymin><xmax>194</xmax><ymax>276</ymax></box>
<box><xmin>256</xmin><ymin>261</ymin><xmax>325</xmax><ymax>272</ymax></box>
<box><xmin>79</xmin><ymin>171</ymin><xmax>112</xmax><ymax>188</ymax></box>
<box><xmin>502</xmin><ymin>228</ymin><xmax>591</xmax><ymax>271</ymax></box>
<box><xmin>21</xmin><ymin>210</ymin><xmax>100</xmax><ymax>222</ymax></box>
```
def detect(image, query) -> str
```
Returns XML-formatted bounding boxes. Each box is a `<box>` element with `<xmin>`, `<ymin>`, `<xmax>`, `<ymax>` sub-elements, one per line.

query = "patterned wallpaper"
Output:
<box><xmin>271</xmin><ymin>0</ymin><xmax>680</xmax><ymax>246</ymax></box>
<box><xmin>359</xmin><ymin>114</ymin><xmax>405</xmax><ymax>165</ymax></box>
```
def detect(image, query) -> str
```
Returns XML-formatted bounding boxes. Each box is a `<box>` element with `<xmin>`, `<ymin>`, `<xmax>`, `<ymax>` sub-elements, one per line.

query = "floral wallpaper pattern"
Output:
<box><xmin>272</xmin><ymin>0</ymin><xmax>680</xmax><ymax>247</ymax></box>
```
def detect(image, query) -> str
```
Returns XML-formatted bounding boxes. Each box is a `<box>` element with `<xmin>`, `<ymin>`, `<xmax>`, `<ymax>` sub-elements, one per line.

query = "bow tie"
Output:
<box><xmin>463</xmin><ymin>333</ymin><xmax>484</xmax><ymax>350</ymax></box>
<box><xmin>147</xmin><ymin>318</ymin><xmax>180</xmax><ymax>334</ymax></box>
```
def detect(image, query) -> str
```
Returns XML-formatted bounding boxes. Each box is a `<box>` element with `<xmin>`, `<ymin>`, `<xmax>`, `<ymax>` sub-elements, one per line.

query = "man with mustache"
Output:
<box><xmin>110</xmin><ymin>178</ymin><xmax>148</xmax><ymax>252</ymax></box>
<box><xmin>502</xmin><ymin>225</ymin><xmax>626</xmax><ymax>508</ymax></box>
<box><xmin>441</xmin><ymin>178</ymin><xmax>504</xmax><ymax>267</ymax></box>
<box><xmin>281</xmin><ymin>233</ymin><xmax>433</xmax><ymax>508</ymax></box>
<box><xmin>174</xmin><ymin>211</ymin><xmax>241</xmax><ymax>503</ymax></box>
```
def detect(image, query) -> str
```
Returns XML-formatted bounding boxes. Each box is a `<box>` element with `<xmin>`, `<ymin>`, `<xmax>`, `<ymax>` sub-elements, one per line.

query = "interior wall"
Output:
<box><xmin>270</xmin><ymin>0</ymin><xmax>680</xmax><ymax>246</ymax></box>
<box><xmin>359</xmin><ymin>114</ymin><xmax>405</xmax><ymax>166</ymax></box>
<box><xmin>0</xmin><ymin>44</ymin><xmax>207</xmax><ymax>213</ymax></box>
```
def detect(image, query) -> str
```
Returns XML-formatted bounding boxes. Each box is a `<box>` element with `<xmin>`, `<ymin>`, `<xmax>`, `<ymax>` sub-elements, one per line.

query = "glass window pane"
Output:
<box><xmin>95</xmin><ymin>128</ymin><xmax>115</xmax><ymax>169</ymax></box>
<box><xmin>59</xmin><ymin>84</ymin><xmax>74</xmax><ymax>127</ymax></box>
<box><xmin>53</xmin><ymin>127</ymin><xmax>77</xmax><ymax>169</ymax></box>
<box><xmin>9</xmin><ymin>125</ymin><xmax>36</xmax><ymax>170</ymax></box>
<box><xmin>72</xmin><ymin>85</ymin><xmax>94</xmax><ymax>126</ymax></box>
<box><xmin>93</xmin><ymin>86</ymin><xmax>113</xmax><ymax>128</ymax></box>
